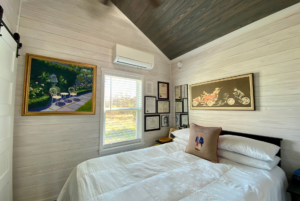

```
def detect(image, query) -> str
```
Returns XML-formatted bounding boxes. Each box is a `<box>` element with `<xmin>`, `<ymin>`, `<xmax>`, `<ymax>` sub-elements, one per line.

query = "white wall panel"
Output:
<box><xmin>171</xmin><ymin>3</ymin><xmax>300</xmax><ymax>179</ymax></box>
<box><xmin>13</xmin><ymin>0</ymin><xmax>171</xmax><ymax>200</ymax></box>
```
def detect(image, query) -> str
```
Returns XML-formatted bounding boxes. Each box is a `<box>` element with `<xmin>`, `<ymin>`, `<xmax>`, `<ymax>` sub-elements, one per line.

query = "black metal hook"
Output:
<box><xmin>14</xmin><ymin>33</ymin><xmax>22</xmax><ymax>58</ymax></box>
<box><xmin>0</xmin><ymin>5</ymin><xmax>3</xmax><ymax>35</ymax></box>
<box><xmin>0</xmin><ymin>5</ymin><xmax>22</xmax><ymax>58</ymax></box>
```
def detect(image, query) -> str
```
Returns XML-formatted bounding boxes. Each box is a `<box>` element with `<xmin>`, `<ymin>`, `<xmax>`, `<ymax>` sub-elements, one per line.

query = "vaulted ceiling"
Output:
<box><xmin>111</xmin><ymin>0</ymin><xmax>300</xmax><ymax>60</ymax></box>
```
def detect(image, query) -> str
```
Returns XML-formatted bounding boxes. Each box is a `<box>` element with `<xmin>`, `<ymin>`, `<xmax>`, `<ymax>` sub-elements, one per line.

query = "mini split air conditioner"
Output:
<box><xmin>112</xmin><ymin>44</ymin><xmax>154</xmax><ymax>70</ymax></box>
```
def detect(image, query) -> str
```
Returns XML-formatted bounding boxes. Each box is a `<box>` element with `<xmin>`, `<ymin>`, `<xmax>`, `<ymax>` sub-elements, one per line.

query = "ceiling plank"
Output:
<box><xmin>161</xmin><ymin>0</ymin><xmax>262</xmax><ymax>55</ymax></box>
<box><xmin>123</xmin><ymin>0</ymin><xmax>142</xmax><ymax>19</ymax></box>
<box><xmin>139</xmin><ymin>0</ymin><xmax>177</xmax><ymax>33</ymax></box>
<box><xmin>113</xmin><ymin>0</ymin><xmax>124</xmax><ymax>10</ymax></box>
<box><xmin>110</xmin><ymin>0</ymin><xmax>117</xmax><ymax>4</ymax></box>
<box><xmin>134</xmin><ymin>0</ymin><xmax>165</xmax><ymax>27</ymax></box>
<box><xmin>112</xmin><ymin>0</ymin><xmax>300</xmax><ymax>59</ymax></box>
<box><xmin>119</xmin><ymin>0</ymin><xmax>130</xmax><ymax>12</ymax></box>
<box><xmin>129</xmin><ymin>0</ymin><xmax>151</xmax><ymax>23</ymax></box>
<box><xmin>167</xmin><ymin>0</ymin><xmax>300</xmax><ymax>59</ymax></box>
<box><xmin>142</xmin><ymin>0</ymin><xmax>188</xmax><ymax>35</ymax></box>
<box><xmin>155</xmin><ymin>0</ymin><xmax>238</xmax><ymax>51</ymax></box>
<box><xmin>148</xmin><ymin>0</ymin><xmax>207</xmax><ymax>43</ymax></box>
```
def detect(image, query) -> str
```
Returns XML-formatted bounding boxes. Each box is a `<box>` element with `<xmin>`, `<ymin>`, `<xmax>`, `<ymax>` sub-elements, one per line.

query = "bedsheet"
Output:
<box><xmin>57</xmin><ymin>141</ymin><xmax>289</xmax><ymax>201</ymax></box>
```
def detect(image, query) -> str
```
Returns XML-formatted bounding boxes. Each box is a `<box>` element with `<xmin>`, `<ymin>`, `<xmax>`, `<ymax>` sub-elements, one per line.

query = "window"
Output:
<box><xmin>100</xmin><ymin>69</ymin><xmax>144</xmax><ymax>150</ymax></box>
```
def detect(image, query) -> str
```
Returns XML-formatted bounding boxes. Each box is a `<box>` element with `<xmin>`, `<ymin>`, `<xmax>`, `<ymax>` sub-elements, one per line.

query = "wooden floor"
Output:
<box><xmin>13</xmin><ymin>0</ymin><xmax>170</xmax><ymax>200</ymax></box>
<box><xmin>171</xmin><ymin>3</ymin><xmax>300</xmax><ymax>179</ymax></box>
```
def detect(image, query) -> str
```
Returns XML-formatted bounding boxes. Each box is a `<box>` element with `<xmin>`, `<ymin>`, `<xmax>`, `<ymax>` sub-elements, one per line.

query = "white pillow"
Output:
<box><xmin>218</xmin><ymin>149</ymin><xmax>281</xmax><ymax>170</ymax></box>
<box><xmin>173</xmin><ymin>137</ymin><xmax>188</xmax><ymax>147</ymax></box>
<box><xmin>171</xmin><ymin>128</ymin><xmax>190</xmax><ymax>141</ymax></box>
<box><xmin>218</xmin><ymin>135</ymin><xmax>280</xmax><ymax>161</ymax></box>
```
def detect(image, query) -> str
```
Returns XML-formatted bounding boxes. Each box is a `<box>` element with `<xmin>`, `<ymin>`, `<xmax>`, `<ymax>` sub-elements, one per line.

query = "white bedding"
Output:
<box><xmin>57</xmin><ymin>141</ymin><xmax>289</xmax><ymax>201</ymax></box>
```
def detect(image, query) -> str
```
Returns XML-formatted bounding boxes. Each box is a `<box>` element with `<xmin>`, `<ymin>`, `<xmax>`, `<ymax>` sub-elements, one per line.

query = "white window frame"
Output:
<box><xmin>99</xmin><ymin>69</ymin><xmax>145</xmax><ymax>154</ymax></box>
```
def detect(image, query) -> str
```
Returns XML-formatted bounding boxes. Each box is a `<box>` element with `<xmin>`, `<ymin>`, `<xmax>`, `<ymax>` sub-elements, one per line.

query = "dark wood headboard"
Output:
<box><xmin>221</xmin><ymin>130</ymin><xmax>283</xmax><ymax>166</ymax></box>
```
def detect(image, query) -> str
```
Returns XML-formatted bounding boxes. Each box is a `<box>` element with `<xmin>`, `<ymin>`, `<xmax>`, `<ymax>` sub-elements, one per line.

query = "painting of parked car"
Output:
<box><xmin>22</xmin><ymin>54</ymin><xmax>97</xmax><ymax>115</ymax></box>
<box><xmin>190</xmin><ymin>74</ymin><xmax>255</xmax><ymax>111</ymax></box>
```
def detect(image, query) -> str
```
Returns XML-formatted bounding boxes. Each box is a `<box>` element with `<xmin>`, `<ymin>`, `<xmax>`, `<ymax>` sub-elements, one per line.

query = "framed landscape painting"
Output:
<box><xmin>22</xmin><ymin>54</ymin><xmax>97</xmax><ymax>116</ymax></box>
<box><xmin>190</xmin><ymin>74</ymin><xmax>255</xmax><ymax>111</ymax></box>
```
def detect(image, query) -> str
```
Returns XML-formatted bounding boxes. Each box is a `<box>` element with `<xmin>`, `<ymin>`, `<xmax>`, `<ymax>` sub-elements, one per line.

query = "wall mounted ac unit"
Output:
<box><xmin>112</xmin><ymin>44</ymin><xmax>154</xmax><ymax>70</ymax></box>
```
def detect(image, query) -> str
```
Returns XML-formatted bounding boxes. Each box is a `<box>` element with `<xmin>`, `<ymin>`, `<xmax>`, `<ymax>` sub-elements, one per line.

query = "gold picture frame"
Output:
<box><xmin>190</xmin><ymin>73</ymin><xmax>255</xmax><ymax>111</ymax></box>
<box><xmin>22</xmin><ymin>54</ymin><xmax>97</xmax><ymax>116</ymax></box>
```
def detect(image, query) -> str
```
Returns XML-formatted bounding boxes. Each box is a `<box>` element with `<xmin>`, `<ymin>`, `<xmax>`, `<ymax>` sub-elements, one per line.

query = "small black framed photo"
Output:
<box><xmin>175</xmin><ymin>101</ymin><xmax>183</xmax><ymax>113</ymax></box>
<box><xmin>157</xmin><ymin>100</ymin><xmax>170</xmax><ymax>114</ymax></box>
<box><xmin>161</xmin><ymin>115</ymin><xmax>169</xmax><ymax>127</ymax></box>
<box><xmin>145</xmin><ymin>115</ymin><xmax>160</xmax><ymax>132</ymax></box>
<box><xmin>158</xmin><ymin>82</ymin><xmax>169</xmax><ymax>100</ymax></box>
<box><xmin>180</xmin><ymin>114</ymin><xmax>189</xmax><ymax>127</ymax></box>
<box><xmin>175</xmin><ymin>114</ymin><xmax>180</xmax><ymax>127</ymax></box>
<box><xmin>144</xmin><ymin>96</ymin><xmax>156</xmax><ymax>114</ymax></box>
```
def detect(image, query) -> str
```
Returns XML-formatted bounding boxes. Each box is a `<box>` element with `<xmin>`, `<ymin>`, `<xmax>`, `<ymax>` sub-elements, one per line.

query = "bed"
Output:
<box><xmin>57</xmin><ymin>131</ymin><xmax>289</xmax><ymax>201</ymax></box>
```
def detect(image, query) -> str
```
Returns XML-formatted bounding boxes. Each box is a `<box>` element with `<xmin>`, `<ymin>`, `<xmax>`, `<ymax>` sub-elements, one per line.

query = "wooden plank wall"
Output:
<box><xmin>0</xmin><ymin>0</ymin><xmax>21</xmax><ymax>33</ymax></box>
<box><xmin>13</xmin><ymin>0</ymin><xmax>171</xmax><ymax>200</ymax></box>
<box><xmin>171</xmin><ymin>3</ymin><xmax>300</xmax><ymax>179</ymax></box>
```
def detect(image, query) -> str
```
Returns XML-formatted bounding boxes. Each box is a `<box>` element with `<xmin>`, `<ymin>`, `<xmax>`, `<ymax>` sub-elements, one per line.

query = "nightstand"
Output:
<box><xmin>287</xmin><ymin>183</ymin><xmax>300</xmax><ymax>201</ymax></box>
<box><xmin>154</xmin><ymin>137</ymin><xmax>173</xmax><ymax>146</ymax></box>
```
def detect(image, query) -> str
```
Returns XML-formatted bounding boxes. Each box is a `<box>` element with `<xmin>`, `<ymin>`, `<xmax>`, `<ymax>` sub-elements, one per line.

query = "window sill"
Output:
<box><xmin>99</xmin><ymin>141</ymin><xmax>145</xmax><ymax>156</ymax></box>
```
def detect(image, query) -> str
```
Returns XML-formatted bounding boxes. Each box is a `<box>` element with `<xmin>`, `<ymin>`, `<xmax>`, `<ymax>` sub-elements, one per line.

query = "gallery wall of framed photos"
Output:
<box><xmin>175</xmin><ymin>84</ymin><xmax>189</xmax><ymax>128</ymax></box>
<box><xmin>144</xmin><ymin>82</ymin><xmax>170</xmax><ymax>132</ymax></box>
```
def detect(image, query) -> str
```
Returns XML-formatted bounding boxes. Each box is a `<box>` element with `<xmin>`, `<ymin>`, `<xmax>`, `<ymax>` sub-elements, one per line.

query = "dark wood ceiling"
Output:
<box><xmin>111</xmin><ymin>0</ymin><xmax>300</xmax><ymax>60</ymax></box>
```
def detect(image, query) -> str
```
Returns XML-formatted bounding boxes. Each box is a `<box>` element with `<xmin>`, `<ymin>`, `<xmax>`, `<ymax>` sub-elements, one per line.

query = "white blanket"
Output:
<box><xmin>57</xmin><ymin>141</ymin><xmax>289</xmax><ymax>201</ymax></box>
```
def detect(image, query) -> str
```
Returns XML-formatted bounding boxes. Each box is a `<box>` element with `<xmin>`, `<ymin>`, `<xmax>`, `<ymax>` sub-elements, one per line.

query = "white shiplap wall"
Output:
<box><xmin>13</xmin><ymin>0</ymin><xmax>171</xmax><ymax>200</ymax></box>
<box><xmin>171</xmin><ymin>3</ymin><xmax>300</xmax><ymax>179</ymax></box>
<box><xmin>0</xmin><ymin>0</ymin><xmax>21</xmax><ymax>33</ymax></box>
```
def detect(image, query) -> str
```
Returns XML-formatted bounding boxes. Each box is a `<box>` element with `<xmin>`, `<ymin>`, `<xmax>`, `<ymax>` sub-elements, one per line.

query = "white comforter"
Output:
<box><xmin>57</xmin><ymin>141</ymin><xmax>289</xmax><ymax>201</ymax></box>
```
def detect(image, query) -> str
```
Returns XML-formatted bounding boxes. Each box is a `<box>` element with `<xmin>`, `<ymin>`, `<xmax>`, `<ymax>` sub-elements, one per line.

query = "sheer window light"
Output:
<box><xmin>101</xmin><ymin>70</ymin><xmax>144</xmax><ymax>149</ymax></box>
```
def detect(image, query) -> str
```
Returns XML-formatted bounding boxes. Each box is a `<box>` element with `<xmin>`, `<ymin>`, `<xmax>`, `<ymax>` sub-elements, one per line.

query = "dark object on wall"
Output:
<box><xmin>156</xmin><ymin>100</ymin><xmax>170</xmax><ymax>114</ymax></box>
<box><xmin>175</xmin><ymin>101</ymin><xmax>183</xmax><ymax>113</ymax></box>
<box><xmin>180</xmin><ymin>114</ymin><xmax>188</xmax><ymax>127</ymax></box>
<box><xmin>144</xmin><ymin>96</ymin><xmax>156</xmax><ymax>114</ymax></box>
<box><xmin>0</xmin><ymin>5</ymin><xmax>22</xmax><ymax>58</ymax></box>
<box><xmin>175</xmin><ymin>85</ymin><xmax>181</xmax><ymax>100</ymax></box>
<box><xmin>174</xmin><ymin>84</ymin><xmax>189</xmax><ymax>128</ymax></box>
<box><xmin>157</xmin><ymin>81</ymin><xmax>169</xmax><ymax>100</ymax></box>
<box><xmin>161</xmin><ymin>115</ymin><xmax>169</xmax><ymax>127</ymax></box>
<box><xmin>13</xmin><ymin>33</ymin><xmax>22</xmax><ymax>58</ymax></box>
<box><xmin>0</xmin><ymin>6</ymin><xmax>3</xmax><ymax>33</ymax></box>
<box><xmin>190</xmin><ymin>73</ymin><xmax>255</xmax><ymax>111</ymax></box>
<box><xmin>175</xmin><ymin>114</ymin><xmax>180</xmax><ymax>127</ymax></box>
<box><xmin>145</xmin><ymin>115</ymin><xmax>160</xmax><ymax>132</ymax></box>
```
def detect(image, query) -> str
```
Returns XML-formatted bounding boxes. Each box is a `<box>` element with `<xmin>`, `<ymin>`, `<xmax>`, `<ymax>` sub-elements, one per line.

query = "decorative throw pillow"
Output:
<box><xmin>185</xmin><ymin>123</ymin><xmax>222</xmax><ymax>163</ymax></box>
